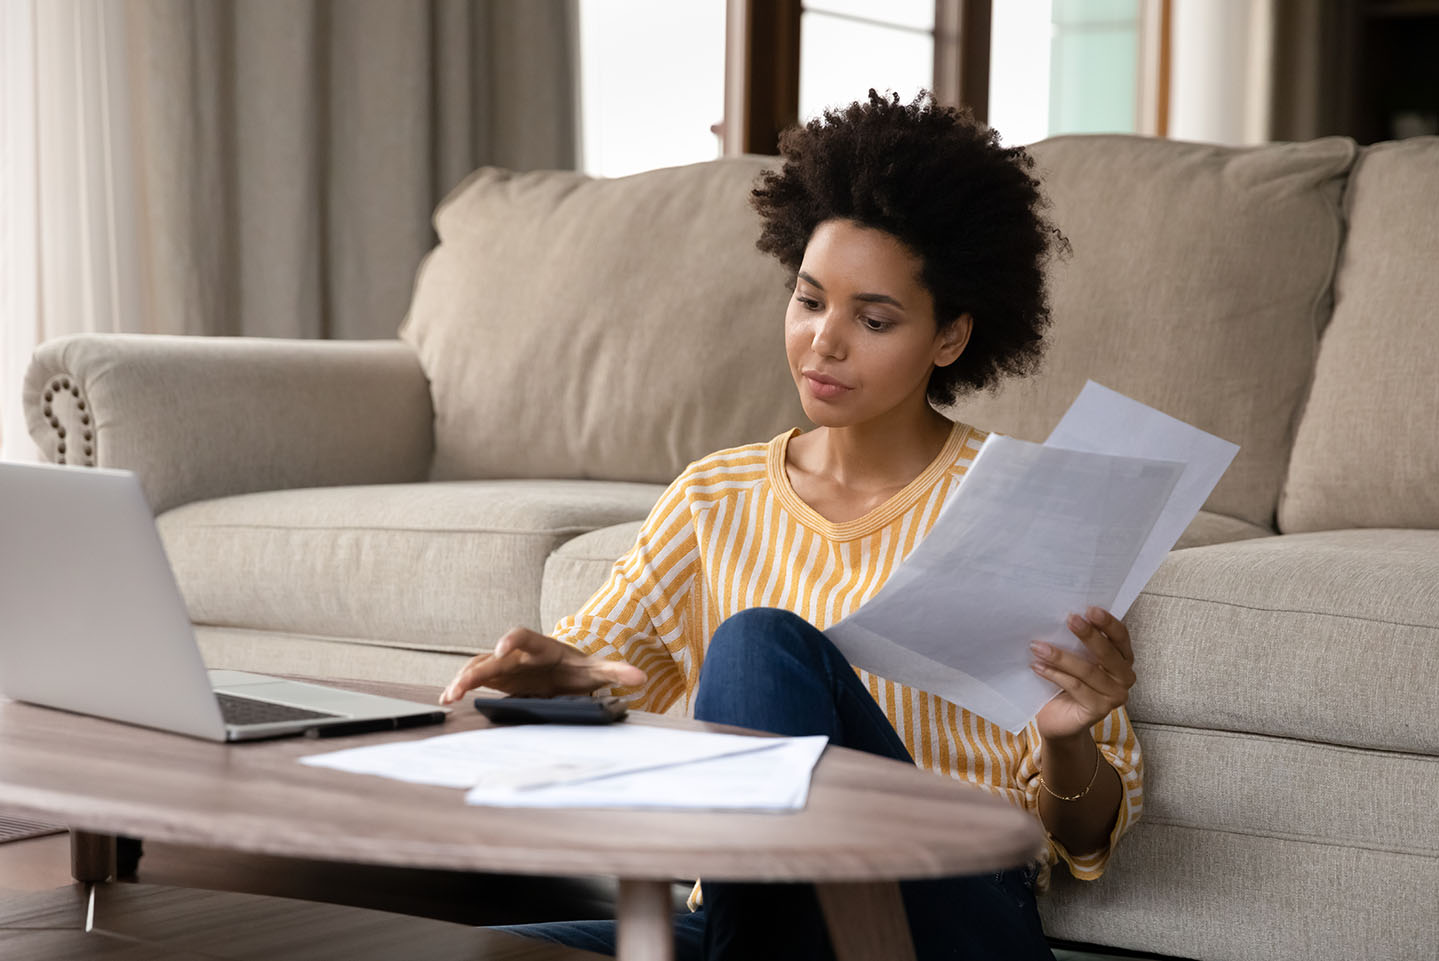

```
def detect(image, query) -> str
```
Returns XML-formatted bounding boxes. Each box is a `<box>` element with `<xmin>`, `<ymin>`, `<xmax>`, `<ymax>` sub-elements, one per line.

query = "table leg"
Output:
<box><xmin>816</xmin><ymin>881</ymin><xmax>917</xmax><ymax>961</ymax></box>
<box><xmin>616</xmin><ymin>878</ymin><xmax>673</xmax><ymax>961</ymax></box>
<box><xmin>70</xmin><ymin>830</ymin><xmax>115</xmax><ymax>883</ymax></box>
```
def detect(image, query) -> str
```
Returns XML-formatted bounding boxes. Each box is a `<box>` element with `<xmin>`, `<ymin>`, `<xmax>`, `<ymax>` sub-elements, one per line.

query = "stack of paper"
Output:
<box><xmin>300</xmin><ymin>724</ymin><xmax>828</xmax><ymax>812</ymax></box>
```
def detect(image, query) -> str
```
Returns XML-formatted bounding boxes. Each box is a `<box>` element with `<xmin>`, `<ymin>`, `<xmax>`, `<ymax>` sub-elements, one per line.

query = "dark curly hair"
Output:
<box><xmin>750</xmin><ymin>89</ymin><xmax>1065</xmax><ymax>405</ymax></box>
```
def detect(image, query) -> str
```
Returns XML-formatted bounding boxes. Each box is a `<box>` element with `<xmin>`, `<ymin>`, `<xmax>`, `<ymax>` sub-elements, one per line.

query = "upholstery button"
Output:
<box><xmin>60</xmin><ymin>379</ymin><xmax>69</xmax><ymax>389</ymax></box>
<box><xmin>83</xmin><ymin>430</ymin><xmax>92</xmax><ymax>441</ymax></box>
<box><xmin>57</xmin><ymin>443</ymin><xmax>66</xmax><ymax>454</ymax></box>
<box><xmin>84</xmin><ymin>446</ymin><xmax>93</xmax><ymax>458</ymax></box>
<box><xmin>44</xmin><ymin>391</ymin><xmax>53</xmax><ymax>402</ymax></box>
<box><xmin>57</xmin><ymin>428</ymin><xmax>66</xmax><ymax>439</ymax></box>
<box><xmin>77</xmin><ymin>401</ymin><xmax>86</xmax><ymax>411</ymax></box>
<box><xmin>81</xmin><ymin>415</ymin><xmax>90</xmax><ymax>426</ymax></box>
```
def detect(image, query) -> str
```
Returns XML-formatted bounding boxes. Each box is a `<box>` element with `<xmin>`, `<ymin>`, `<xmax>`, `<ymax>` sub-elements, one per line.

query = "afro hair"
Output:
<box><xmin>750</xmin><ymin>89</ymin><xmax>1065</xmax><ymax>405</ymax></box>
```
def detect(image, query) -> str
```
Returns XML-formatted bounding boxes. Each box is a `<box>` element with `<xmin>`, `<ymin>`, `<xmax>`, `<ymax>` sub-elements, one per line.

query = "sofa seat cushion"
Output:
<box><xmin>1103</xmin><ymin>723</ymin><xmax>1438</xmax><ymax>960</ymax></box>
<box><xmin>540</xmin><ymin>521</ymin><xmax>646</xmax><ymax>632</ymax></box>
<box><xmin>1041</xmin><ymin>722</ymin><xmax>1438</xmax><ymax>961</ymax></box>
<box><xmin>1171</xmin><ymin>510</ymin><xmax>1271</xmax><ymax>550</ymax></box>
<box><xmin>158</xmin><ymin>481</ymin><xmax>663</xmax><ymax>653</ymax></box>
<box><xmin>1127</xmin><ymin>529</ymin><xmax>1439</xmax><ymax>754</ymax></box>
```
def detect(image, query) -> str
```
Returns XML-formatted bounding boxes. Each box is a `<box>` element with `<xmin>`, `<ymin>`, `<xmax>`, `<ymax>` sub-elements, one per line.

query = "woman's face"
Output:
<box><xmin>785</xmin><ymin>218</ymin><xmax>969</xmax><ymax>430</ymax></box>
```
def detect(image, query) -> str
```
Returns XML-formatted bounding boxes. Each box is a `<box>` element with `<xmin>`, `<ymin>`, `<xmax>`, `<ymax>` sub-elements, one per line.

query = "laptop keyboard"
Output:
<box><xmin>215</xmin><ymin>692</ymin><xmax>340</xmax><ymax>726</ymax></box>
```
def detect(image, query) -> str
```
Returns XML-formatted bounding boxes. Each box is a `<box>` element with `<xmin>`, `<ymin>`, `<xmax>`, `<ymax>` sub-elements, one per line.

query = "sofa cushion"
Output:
<box><xmin>1170</xmin><ymin>510</ymin><xmax>1271</xmax><ymax>550</ymax></box>
<box><xmin>1043</xmin><ymin>722</ymin><xmax>1438</xmax><ymax>961</ymax></box>
<box><xmin>540</xmin><ymin>521</ymin><xmax>646</xmax><ymax>632</ymax></box>
<box><xmin>158</xmin><ymin>481</ymin><xmax>663</xmax><ymax>653</ymax></box>
<box><xmin>947</xmin><ymin>135</ymin><xmax>1356</xmax><ymax>530</ymax></box>
<box><xmin>1280</xmin><ymin>137</ymin><xmax>1439</xmax><ymax>532</ymax></box>
<box><xmin>400</xmin><ymin>158</ymin><xmax>808</xmax><ymax>484</ymax></box>
<box><xmin>194</xmin><ymin>626</ymin><xmax>472</xmax><ymax>689</ymax></box>
<box><xmin>1126</xmin><ymin>529</ymin><xmax>1439</xmax><ymax>754</ymax></box>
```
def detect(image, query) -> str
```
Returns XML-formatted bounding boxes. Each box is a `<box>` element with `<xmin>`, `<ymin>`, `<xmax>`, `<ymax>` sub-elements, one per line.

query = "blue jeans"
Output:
<box><xmin>497</xmin><ymin>608</ymin><xmax>1055</xmax><ymax>961</ymax></box>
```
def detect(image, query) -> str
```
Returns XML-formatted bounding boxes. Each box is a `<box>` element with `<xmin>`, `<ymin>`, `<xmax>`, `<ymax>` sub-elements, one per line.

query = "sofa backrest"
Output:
<box><xmin>400</xmin><ymin>157</ymin><xmax>807</xmax><ymax>484</ymax></box>
<box><xmin>945</xmin><ymin>135</ymin><xmax>1357</xmax><ymax>531</ymax></box>
<box><xmin>1280</xmin><ymin>136</ymin><xmax>1439</xmax><ymax>532</ymax></box>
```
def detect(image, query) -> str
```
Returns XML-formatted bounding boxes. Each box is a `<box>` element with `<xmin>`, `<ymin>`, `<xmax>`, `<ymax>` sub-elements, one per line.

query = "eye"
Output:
<box><xmin>794</xmin><ymin>293</ymin><xmax>821</xmax><ymax>310</ymax></box>
<box><xmin>860</xmin><ymin>316</ymin><xmax>892</xmax><ymax>332</ymax></box>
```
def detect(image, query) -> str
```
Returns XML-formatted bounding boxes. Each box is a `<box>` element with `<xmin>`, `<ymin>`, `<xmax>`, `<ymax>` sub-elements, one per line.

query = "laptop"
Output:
<box><xmin>0</xmin><ymin>461</ymin><xmax>448</xmax><ymax>741</ymax></box>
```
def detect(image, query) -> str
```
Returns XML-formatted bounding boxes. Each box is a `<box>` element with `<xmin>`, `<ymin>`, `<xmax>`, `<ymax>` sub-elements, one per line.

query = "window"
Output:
<box><xmin>577</xmin><ymin>0</ymin><xmax>726</xmax><ymax>177</ymax></box>
<box><xmin>990</xmin><ymin>0</ymin><xmax>1165</xmax><ymax>145</ymax></box>
<box><xmin>727</xmin><ymin>0</ymin><xmax>1170</xmax><ymax>154</ymax></box>
<box><xmin>798</xmin><ymin>2</ymin><xmax>935</xmax><ymax>121</ymax></box>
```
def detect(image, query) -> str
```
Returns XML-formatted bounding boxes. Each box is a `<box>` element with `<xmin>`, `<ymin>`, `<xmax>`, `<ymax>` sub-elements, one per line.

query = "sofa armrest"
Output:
<box><xmin>24</xmin><ymin>334</ymin><xmax>434</xmax><ymax>514</ymax></box>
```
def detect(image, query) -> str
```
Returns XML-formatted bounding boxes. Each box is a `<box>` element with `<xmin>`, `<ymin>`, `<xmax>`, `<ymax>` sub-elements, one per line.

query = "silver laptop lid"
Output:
<box><xmin>0</xmin><ymin>462</ymin><xmax>227</xmax><ymax>740</ymax></box>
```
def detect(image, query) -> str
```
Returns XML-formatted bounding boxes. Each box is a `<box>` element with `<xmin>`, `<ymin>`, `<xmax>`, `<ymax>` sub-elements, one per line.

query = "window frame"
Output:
<box><xmin>720</xmin><ymin>0</ymin><xmax>993</xmax><ymax>155</ymax></box>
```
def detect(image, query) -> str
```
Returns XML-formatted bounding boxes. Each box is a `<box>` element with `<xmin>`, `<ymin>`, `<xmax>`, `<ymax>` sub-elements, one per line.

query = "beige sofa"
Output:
<box><xmin>25</xmin><ymin>135</ymin><xmax>1439</xmax><ymax>960</ymax></box>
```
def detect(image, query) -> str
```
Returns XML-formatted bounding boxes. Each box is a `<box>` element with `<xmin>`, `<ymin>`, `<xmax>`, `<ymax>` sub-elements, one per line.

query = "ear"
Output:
<box><xmin>933</xmin><ymin>313</ymin><xmax>972</xmax><ymax>368</ymax></box>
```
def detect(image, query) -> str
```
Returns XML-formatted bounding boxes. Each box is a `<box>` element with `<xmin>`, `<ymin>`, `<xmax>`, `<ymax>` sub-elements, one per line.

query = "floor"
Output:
<box><xmin>0</xmin><ymin>833</ymin><xmax>1178</xmax><ymax>960</ymax></box>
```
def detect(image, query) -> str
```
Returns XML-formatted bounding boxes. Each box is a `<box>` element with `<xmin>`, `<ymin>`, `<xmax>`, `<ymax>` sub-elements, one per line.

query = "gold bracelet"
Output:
<box><xmin>1037</xmin><ymin>746</ymin><xmax>1103</xmax><ymax>802</ymax></box>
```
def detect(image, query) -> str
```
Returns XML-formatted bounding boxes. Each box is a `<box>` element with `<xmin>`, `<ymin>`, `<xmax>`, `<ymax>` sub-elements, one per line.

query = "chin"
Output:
<box><xmin>797</xmin><ymin>398</ymin><xmax>861</xmax><ymax>429</ymax></box>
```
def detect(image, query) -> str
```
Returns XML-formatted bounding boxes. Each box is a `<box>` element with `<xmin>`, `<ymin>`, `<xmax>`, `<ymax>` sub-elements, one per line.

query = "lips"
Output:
<box><xmin>802</xmin><ymin>370</ymin><xmax>852</xmax><ymax>399</ymax></box>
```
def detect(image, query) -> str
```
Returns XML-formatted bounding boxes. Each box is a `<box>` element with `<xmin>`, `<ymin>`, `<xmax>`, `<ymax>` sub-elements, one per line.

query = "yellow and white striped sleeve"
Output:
<box><xmin>1017</xmin><ymin>707</ymin><xmax>1145</xmax><ymax>880</ymax></box>
<box><xmin>551</xmin><ymin>468</ymin><xmax>702</xmax><ymax>714</ymax></box>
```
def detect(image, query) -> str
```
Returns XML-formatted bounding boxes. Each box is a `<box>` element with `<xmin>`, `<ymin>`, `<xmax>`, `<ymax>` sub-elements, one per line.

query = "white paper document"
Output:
<box><xmin>824</xmin><ymin>384</ymin><xmax>1236</xmax><ymax>733</ymax></box>
<box><xmin>825</xmin><ymin>436</ymin><xmax>1183</xmax><ymax>732</ymax></box>
<box><xmin>464</xmin><ymin>734</ymin><xmax>829</xmax><ymax>811</ymax></box>
<box><xmin>1046</xmin><ymin>381</ymin><xmax>1240</xmax><ymax>616</ymax></box>
<box><xmin>301</xmin><ymin>723</ymin><xmax>828</xmax><ymax>812</ymax></box>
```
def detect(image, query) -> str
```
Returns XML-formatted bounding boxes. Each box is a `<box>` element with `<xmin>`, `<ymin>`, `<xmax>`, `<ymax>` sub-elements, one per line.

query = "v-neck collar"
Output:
<box><xmin>766</xmin><ymin>421</ymin><xmax>971</xmax><ymax>541</ymax></box>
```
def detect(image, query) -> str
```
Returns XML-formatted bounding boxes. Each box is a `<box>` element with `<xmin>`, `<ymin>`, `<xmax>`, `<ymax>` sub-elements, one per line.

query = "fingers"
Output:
<box><xmin>1030</xmin><ymin>645</ymin><xmax>1123</xmax><ymax>718</ymax></box>
<box><xmin>438</xmin><ymin>651</ymin><xmax>500</xmax><ymax>704</ymax></box>
<box><xmin>439</xmin><ymin>628</ymin><xmax>648</xmax><ymax>704</ymax></box>
<box><xmin>439</xmin><ymin>628</ymin><xmax>559</xmax><ymax>703</ymax></box>
<box><xmin>1084</xmin><ymin>606</ymin><xmax>1133</xmax><ymax>663</ymax></box>
<box><xmin>600</xmin><ymin>659</ymin><xmax>648</xmax><ymax>689</ymax></box>
<box><xmin>1029</xmin><ymin>609</ymin><xmax>1137</xmax><ymax>717</ymax></box>
<box><xmin>1066</xmin><ymin>610</ymin><xmax>1137</xmax><ymax>689</ymax></box>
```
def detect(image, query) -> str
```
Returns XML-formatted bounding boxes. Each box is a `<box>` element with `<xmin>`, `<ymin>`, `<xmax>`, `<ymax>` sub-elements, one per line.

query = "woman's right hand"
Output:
<box><xmin>438</xmin><ymin>627</ymin><xmax>647</xmax><ymax>704</ymax></box>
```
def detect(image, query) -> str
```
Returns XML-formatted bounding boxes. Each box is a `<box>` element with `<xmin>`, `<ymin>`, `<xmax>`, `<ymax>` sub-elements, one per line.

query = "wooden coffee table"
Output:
<box><xmin>0</xmin><ymin>679</ymin><xmax>1044</xmax><ymax>961</ymax></box>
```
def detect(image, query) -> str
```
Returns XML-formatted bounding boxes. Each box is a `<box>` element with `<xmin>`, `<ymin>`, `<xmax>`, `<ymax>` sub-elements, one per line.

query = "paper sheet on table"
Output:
<box><xmin>465</xmin><ymin>734</ymin><xmax>829</xmax><ymax>811</ymax></box>
<box><xmin>1046</xmin><ymin>381</ymin><xmax>1240</xmax><ymax>617</ymax></box>
<box><xmin>825</xmin><ymin>435</ymin><xmax>1185</xmax><ymax>733</ymax></box>
<box><xmin>300</xmin><ymin>723</ymin><xmax>798</xmax><ymax>793</ymax></box>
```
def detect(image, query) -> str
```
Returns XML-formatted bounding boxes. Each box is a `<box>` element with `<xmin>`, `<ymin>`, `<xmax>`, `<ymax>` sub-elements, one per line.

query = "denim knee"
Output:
<box><xmin>706</xmin><ymin>607</ymin><xmax>825</xmax><ymax>666</ymax></box>
<box><xmin>696</xmin><ymin>608</ymin><xmax>832</xmax><ymax>721</ymax></box>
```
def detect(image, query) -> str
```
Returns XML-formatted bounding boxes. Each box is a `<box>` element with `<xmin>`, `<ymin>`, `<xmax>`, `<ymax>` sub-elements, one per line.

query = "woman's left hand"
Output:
<box><xmin>1030</xmin><ymin>606</ymin><xmax>1136</xmax><ymax>741</ymax></box>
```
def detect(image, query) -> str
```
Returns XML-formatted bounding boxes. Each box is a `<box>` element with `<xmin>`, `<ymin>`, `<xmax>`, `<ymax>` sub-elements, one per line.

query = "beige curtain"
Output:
<box><xmin>129</xmin><ymin>0</ymin><xmax>577</xmax><ymax>340</ymax></box>
<box><xmin>1</xmin><ymin>0</ymin><xmax>575</xmax><ymax>459</ymax></box>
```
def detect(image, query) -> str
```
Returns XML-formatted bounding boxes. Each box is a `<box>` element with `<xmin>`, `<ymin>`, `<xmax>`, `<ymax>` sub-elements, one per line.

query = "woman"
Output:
<box><xmin>440</xmin><ymin>90</ymin><xmax>1142</xmax><ymax>961</ymax></box>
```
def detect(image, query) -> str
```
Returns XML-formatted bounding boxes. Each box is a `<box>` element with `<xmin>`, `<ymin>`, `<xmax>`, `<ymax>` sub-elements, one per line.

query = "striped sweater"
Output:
<box><xmin>553</xmin><ymin>422</ymin><xmax>1143</xmax><ymax>881</ymax></box>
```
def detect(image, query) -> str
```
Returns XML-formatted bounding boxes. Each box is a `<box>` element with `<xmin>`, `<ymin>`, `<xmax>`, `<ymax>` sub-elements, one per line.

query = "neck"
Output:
<box><xmin>808</xmin><ymin>405</ymin><xmax>955</xmax><ymax>492</ymax></box>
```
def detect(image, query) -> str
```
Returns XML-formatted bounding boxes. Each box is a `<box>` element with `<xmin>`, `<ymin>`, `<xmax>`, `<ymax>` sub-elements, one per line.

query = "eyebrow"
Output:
<box><xmin>797</xmin><ymin>271</ymin><xmax>905</xmax><ymax>309</ymax></box>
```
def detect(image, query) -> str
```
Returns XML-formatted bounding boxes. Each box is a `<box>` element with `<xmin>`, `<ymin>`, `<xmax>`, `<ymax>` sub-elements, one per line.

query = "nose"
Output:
<box><xmin>810</xmin><ymin>306</ymin><xmax>845</xmax><ymax>360</ymax></box>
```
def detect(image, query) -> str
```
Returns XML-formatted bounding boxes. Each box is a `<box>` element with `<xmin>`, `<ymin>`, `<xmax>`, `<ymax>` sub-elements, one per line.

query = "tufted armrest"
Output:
<box><xmin>24</xmin><ymin>335</ymin><xmax>434</xmax><ymax>514</ymax></box>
